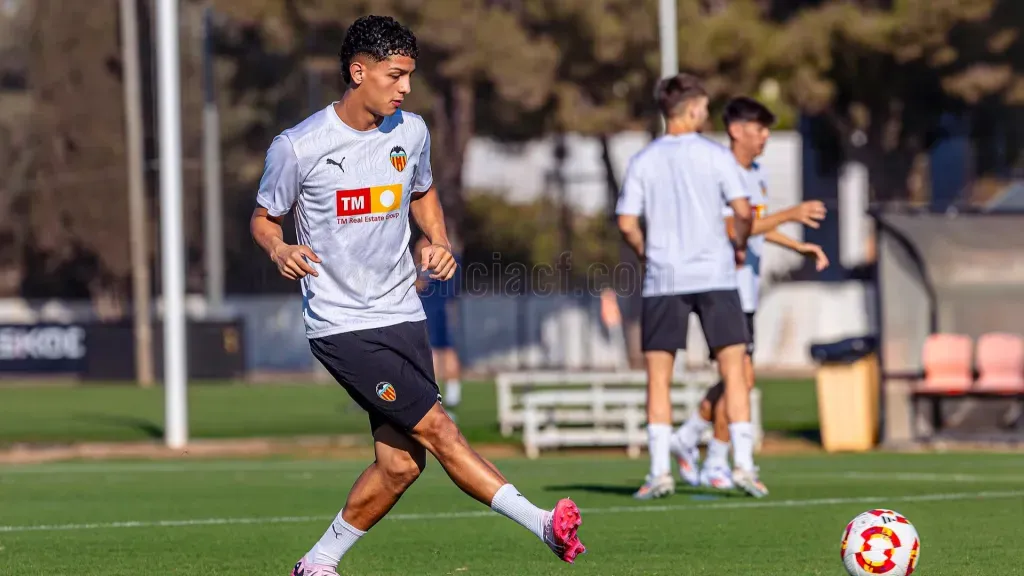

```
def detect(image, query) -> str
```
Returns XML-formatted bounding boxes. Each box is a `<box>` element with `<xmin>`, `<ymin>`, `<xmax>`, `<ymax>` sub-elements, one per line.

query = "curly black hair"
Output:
<box><xmin>339</xmin><ymin>15</ymin><xmax>419</xmax><ymax>85</ymax></box>
<box><xmin>722</xmin><ymin>96</ymin><xmax>776</xmax><ymax>129</ymax></box>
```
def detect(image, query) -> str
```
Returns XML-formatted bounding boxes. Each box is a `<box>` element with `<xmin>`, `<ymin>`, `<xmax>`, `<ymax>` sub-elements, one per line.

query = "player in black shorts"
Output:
<box><xmin>250</xmin><ymin>16</ymin><xmax>585</xmax><ymax>575</ymax></box>
<box><xmin>669</xmin><ymin>96</ymin><xmax>829</xmax><ymax>495</ymax></box>
<box><xmin>616</xmin><ymin>73</ymin><xmax>757</xmax><ymax>500</ymax></box>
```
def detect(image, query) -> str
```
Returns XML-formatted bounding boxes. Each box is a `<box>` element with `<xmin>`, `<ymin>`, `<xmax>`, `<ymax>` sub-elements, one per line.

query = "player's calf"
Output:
<box><xmin>411</xmin><ymin>403</ymin><xmax>586</xmax><ymax>562</ymax></box>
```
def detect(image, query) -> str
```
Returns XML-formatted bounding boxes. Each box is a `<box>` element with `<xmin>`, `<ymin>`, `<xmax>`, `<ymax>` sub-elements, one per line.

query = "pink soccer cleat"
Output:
<box><xmin>545</xmin><ymin>498</ymin><xmax>587</xmax><ymax>563</ymax></box>
<box><xmin>289</xmin><ymin>557</ymin><xmax>338</xmax><ymax>576</ymax></box>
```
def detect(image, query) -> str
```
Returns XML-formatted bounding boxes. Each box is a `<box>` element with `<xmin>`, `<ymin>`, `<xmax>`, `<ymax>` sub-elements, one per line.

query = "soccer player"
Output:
<box><xmin>249</xmin><ymin>16</ymin><xmax>585</xmax><ymax>575</ymax></box>
<box><xmin>414</xmin><ymin>234</ymin><xmax>464</xmax><ymax>407</ymax></box>
<box><xmin>616</xmin><ymin>73</ymin><xmax>756</xmax><ymax>500</ymax></box>
<box><xmin>669</xmin><ymin>96</ymin><xmax>830</xmax><ymax>495</ymax></box>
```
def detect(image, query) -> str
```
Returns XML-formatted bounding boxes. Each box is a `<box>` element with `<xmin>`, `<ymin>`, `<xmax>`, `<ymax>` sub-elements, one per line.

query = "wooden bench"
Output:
<box><xmin>495</xmin><ymin>370</ymin><xmax>719</xmax><ymax>437</ymax></box>
<box><xmin>520</xmin><ymin>385</ymin><xmax>764</xmax><ymax>459</ymax></box>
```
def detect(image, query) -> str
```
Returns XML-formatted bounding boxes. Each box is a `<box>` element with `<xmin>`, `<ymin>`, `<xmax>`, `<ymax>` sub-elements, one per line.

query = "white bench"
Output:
<box><xmin>495</xmin><ymin>370</ymin><xmax>719</xmax><ymax>436</ymax></box>
<box><xmin>520</xmin><ymin>386</ymin><xmax>764</xmax><ymax>459</ymax></box>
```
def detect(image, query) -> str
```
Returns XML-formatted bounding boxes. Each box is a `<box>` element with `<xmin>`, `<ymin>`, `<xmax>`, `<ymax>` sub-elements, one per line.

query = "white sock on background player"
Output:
<box><xmin>647</xmin><ymin>423</ymin><xmax>672</xmax><ymax>478</ymax></box>
<box><xmin>445</xmin><ymin>379</ymin><xmax>461</xmax><ymax>407</ymax></box>
<box><xmin>704</xmin><ymin>437</ymin><xmax>730</xmax><ymax>469</ymax></box>
<box><xmin>729</xmin><ymin>422</ymin><xmax>755</xmax><ymax>472</ymax></box>
<box><xmin>307</xmin><ymin>512</ymin><xmax>365</xmax><ymax>567</ymax></box>
<box><xmin>490</xmin><ymin>483</ymin><xmax>551</xmax><ymax>541</ymax></box>
<box><xmin>674</xmin><ymin>413</ymin><xmax>710</xmax><ymax>448</ymax></box>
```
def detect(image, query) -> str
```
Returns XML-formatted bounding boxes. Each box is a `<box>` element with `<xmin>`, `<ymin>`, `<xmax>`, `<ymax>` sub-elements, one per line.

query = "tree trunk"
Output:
<box><xmin>600</xmin><ymin>133</ymin><xmax>643</xmax><ymax>368</ymax></box>
<box><xmin>430</xmin><ymin>78</ymin><xmax>474</xmax><ymax>251</ymax></box>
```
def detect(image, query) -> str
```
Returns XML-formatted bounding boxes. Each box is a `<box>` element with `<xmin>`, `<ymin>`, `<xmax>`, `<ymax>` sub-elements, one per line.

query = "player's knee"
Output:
<box><xmin>380</xmin><ymin>453</ymin><xmax>424</xmax><ymax>490</ymax></box>
<box><xmin>416</xmin><ymin>408</ymin><xmax>465</xmax><ymax>455</ymax></box>
<box><xmin>699</xmin><ymin>399</ymin><xmax>714</xmax><ymax>421</ymax></box>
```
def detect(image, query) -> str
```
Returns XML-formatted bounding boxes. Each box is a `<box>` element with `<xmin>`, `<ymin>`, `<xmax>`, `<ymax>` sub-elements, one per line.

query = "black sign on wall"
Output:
<box><xmin>0</xmin><ymin>324</ymin><xmax>88</xmax><ymax>374</ymax></box>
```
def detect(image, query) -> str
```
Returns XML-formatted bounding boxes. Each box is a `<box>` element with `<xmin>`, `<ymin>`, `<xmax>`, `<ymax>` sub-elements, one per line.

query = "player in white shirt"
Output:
<box><xmin>616</xmin><ymin>74</ymin><xmax>758</xmax><ymax>500</ymax></box>
<box><xmin>669</xmin><ymin>96</ymin><xmax>830</xmax><ymax>494</ymax></box>
<box><xmin>249</xmin><ymin>16</ymin><xmax>585</xmax><ymax>576</ymax></box>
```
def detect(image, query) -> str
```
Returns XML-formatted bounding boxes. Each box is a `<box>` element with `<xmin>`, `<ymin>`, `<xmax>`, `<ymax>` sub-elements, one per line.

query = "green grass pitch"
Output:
<box><xmin>1</xmin><ymin>381</ymin><xmax>1022</xmax><ymax>574</ymax></box>
<box><xmin>2</xmin><ymin>453</ymin><xmax>1023</xmax><ymax>575</ymax></box>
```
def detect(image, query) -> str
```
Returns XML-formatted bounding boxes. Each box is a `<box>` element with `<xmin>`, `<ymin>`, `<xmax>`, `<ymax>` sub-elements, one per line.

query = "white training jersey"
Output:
<box><xmin>615</xmin><ymin>133</ymin><xmax>749</xmax><ymax>297</ymax></box>
<box><xmin>256</xmin><ymin>104</ymin><xmax>433</xmax><ymax>339</ymax></box>
<box><xmin>722</xmin><ymin>162</ymin><xmax>767</xmax><ymax>313</ymax></box>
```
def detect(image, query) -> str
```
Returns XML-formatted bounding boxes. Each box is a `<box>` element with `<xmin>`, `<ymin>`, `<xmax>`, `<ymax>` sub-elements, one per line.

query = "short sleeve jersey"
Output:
<box><xmin>615</xmin><ymin>133</ymin><xmax>749</xmax><ymax>297</ymax></box>
<box><xmin>722</xmin><ymin>162</ymin><xmax>767</xmax><ymax>313</ymax></box>
<box><xmin>256</xmin><ymin>104</ymin><xmax>433</xmax><ymax>338</ymax></box>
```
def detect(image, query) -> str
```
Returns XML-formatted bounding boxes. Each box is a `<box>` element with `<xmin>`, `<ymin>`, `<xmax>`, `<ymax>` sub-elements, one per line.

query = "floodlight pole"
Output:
<box><xmin>202</xmin><ymin>5</ymin><xmax>225</xmax><ymax>315</ymax></box>
<box><xmin>156</xmin><ymin>0</ymin><xmax>189</xmax><ymax>449</ymax></box>
<box><xmin>119</xmin><ymin>0</ymin><xmax>155</xmax><ymax>388</ymax></box>
<box><xmin>658</xmin><ymin>0</ymin><xmax>678</xmax><ymax>79</ymax></box>
<box><xmin>658</xmin><ymin>0</ymin><xmax>678</xmax><ymax>135</ymax></box>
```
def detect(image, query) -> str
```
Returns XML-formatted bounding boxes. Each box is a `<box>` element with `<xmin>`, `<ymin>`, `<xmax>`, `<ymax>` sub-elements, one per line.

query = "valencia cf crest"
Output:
<box><xmin>390</xmin><ymin>146</ymin><xmax>408</xmax><ymax>172</ymax></box>
<box><xmin>376</xmin><ymin>381</ymin><xmax>397</xmax><ymax>402</ymax></box>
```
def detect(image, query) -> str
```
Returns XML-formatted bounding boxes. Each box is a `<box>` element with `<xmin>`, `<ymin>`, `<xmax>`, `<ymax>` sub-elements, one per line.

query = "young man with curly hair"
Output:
<box><xmin>250</xmin><ymin>15</ymin><xmax>586</xmax><ymax>575</ymax></box>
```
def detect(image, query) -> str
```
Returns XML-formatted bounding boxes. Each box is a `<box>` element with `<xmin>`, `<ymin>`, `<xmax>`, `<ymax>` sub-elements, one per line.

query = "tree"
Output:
<box><xmin>23</xmin><ymin>0</ymin><xmax>132</xmax><ymax>310</ymax></box>
<box><xmin>0</xmin><ymin>0</ymin><xmax>33</xmax><ymax>297</ymax></box>
<box><xmin>767</xmin><ymin>0</ymin><xmax>1022</xmax><ymax>200</ymax></box>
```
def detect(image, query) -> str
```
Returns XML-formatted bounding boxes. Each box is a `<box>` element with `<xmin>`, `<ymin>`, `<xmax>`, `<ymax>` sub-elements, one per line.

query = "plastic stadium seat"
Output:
<box><xmin>918</xmin><ymin>333</ymin><xmax>973</xmax><ymax>394</ymax></box>
<box><xmin>974</xmin><ymin>332</ymin><xmax>1024</xmax><ymax>393</ymax></box>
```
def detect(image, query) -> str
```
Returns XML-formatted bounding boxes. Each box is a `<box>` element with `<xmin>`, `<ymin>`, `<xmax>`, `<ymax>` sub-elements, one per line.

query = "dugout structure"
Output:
<box><xmin>873</xmin><ymin>208</ymin><xmax>1024</xmax><ymax>445</ymax></box>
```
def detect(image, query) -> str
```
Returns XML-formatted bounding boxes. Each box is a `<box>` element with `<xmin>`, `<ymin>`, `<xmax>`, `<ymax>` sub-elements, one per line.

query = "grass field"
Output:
<box><xmin>3</xmin><ymin>380</ymin><xmax>1022</xmax><ymax>574</ymax></box>
<box><xmin>0</xmin><ymin>378</ymin><xmax>820</xmax><ymax>446</ymax></box>
<box><xmin>2</xmin><ymin>453</ymin><xmax>1024</xmax><ymax>575</ymax></box>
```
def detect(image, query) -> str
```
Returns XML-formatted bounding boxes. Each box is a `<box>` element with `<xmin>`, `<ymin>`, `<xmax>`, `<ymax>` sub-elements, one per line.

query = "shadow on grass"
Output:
<box><xmin>774</xmin><ymin>426</ymin><xmax>822</xmax><ymax>444</ymax></box>
<box><xmin>544</xmin><ymin>483</ymin><xmax>747</xmax><ymax>499</ymax></box>
<box><xmin>72</xmin><ymin>413</ymin><xmax>164</xmax><ymax>439</ymax></box>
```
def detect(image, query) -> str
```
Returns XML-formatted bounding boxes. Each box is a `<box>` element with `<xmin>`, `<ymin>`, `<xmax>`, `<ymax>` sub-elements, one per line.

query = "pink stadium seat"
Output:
<box><xmin>918</xmin><ymin>333</ymin><xmax>973</xmax><ymax>394</ymax></box>
<box><xmin>974</xmin><ymin>332</ymin><xmax>1024</xmax><ymax>393</ymax></box>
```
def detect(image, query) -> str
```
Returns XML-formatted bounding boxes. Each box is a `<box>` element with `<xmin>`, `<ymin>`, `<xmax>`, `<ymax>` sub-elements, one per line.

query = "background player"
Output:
<box><xmin>670</xmin><ymin>96</ymin><xmax>830</xmax><ymax>493</ymax></box>
<box><xmin>616</xmin><ymin>73</ymin><xmax>755</xmax><ymax>500</ymax></box>
<box><xmin>249</xmin><ymin>16</ymin><xmax>585</xmax><ymax>575</ymax></box>
<box><xmin>414</xmin><ymin>233</ymin><xmax>464</xmax><ymax>408</ymax></box>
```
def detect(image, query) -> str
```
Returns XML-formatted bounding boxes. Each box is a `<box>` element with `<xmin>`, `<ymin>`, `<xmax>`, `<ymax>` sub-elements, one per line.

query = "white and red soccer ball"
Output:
<box><xmin>840</xmin><ymin>509</ymin><xmax>921</xmax><ymax>576</ymax></box>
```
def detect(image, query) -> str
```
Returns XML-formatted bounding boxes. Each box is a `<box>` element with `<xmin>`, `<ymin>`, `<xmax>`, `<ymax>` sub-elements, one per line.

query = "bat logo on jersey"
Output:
<box><xmin>336</xmin><ymin>184</ymin><xmax>403</xmax><ymax>224</ymax></box>
<box><xmin>376</xmin><ymin>382</ymin><xmax>397</xmax><ymax>402</ymax></box>
<box><xmin>390</xmin><ymin>146</ymin><xmax>408</xmax><ymax>172</ymax></box>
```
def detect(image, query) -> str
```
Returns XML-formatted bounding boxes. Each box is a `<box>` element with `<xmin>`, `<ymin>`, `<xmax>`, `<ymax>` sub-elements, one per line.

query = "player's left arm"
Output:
<box><xmin>410</xmin><ymin>187</ymin><xmax>456</xmax><ymax>281</ymax></box>
<box><xmin>765</xmin><ymin>230</ymin><xmax>830</xmax><ymax>271</ymax></box>
<box><xmin>408</xmin><ymin>127</ymin><xmax>456</xmax><ymax>281</ymax></box>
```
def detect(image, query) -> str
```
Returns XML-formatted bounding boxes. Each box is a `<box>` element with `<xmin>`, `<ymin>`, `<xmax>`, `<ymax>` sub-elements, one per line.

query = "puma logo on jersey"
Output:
<box><xmin>326</xmin><ymin>157</ymin><xmax>345</xmax><ymax>172</ymax></box>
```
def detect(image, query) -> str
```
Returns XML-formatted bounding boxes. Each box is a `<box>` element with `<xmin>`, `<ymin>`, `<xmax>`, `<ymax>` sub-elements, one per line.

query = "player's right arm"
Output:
<box><xmin>752</xmin><ymin>201</ymin><xmax>827</xmax><ymax>235</ymax></box>
<box><xmin>250</xmin><ymin>134</ymin><xmax>321</xmax><ymax>280</ymax></box>
<box><xmin>724</xmin><ymin>200</ymin><xmax>827</xmax><ymax>239</ymax></box>
<box><xmin>615</xmin><ymin>158</ymin><xmax>646</xmax><ymax>261</ymax></box>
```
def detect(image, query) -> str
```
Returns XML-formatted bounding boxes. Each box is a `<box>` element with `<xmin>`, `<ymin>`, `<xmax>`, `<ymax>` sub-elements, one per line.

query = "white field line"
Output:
<box><xmin>823</xmin><ymin>471</ymin><xmax>1024</xmax><ymax>483</ymax></box>
<box><xmin>1</xmin><ymin>490</ymin><xmax>1021</xmax><ymax>534</ymax></box>
<box><xmin>4</xmin><ymin>464</ymin><xmax>1023</xmax><ymax>485</ymax></box>
<box><xmin>2</xmin><ymin>459</ymin><xmax>1023</xmax><ymax>479</ymax></box>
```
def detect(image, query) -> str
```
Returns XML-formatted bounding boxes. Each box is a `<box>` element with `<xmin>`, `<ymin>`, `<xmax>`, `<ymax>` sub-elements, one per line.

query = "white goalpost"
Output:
<box><xmin>156</xmin><ymin>0</ymin><xmax>189</xmax><ymax>448</ymax></box>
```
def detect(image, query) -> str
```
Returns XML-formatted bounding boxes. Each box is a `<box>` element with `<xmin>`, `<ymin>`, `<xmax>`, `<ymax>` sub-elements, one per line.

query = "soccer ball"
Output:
<box><xmin>840</xmin><ymin>509</ymin><xmax>921</xmax><ymax>576</ymax></box>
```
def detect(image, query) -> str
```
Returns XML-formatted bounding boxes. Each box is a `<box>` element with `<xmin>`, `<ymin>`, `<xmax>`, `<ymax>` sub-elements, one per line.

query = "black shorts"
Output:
<box><xmin>310</xmin><ymin>320</ymin><xmax>440</xmax><ymax>433</ymax></box>
<box><xmin>641</xmin><ymin>290</ymin><xmax>750</xmax><ymax>353</ymax></box>
<box><xmin>709</xmin><ymin>312</ymin><xmax>755</xmax><ymax>360</ymax></box>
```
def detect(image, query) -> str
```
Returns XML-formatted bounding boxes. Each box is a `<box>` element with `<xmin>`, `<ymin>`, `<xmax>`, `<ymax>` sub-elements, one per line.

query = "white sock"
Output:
<box><xmin>705</xmin><ymin>438</ymin><xmax>731</xmax><ymax>468</ymax></box>
<box><xmin>307</xmin><ymin>512</ymin><xmax>365</xmax><ymax>567</ymax></box>
<box><xmin>729</xmin><ymin>422</ymin><xmax>755</xmax><ymax>472</ymax></box>
<box><xmin>674</xmin><ymin>413</ymin><xmax>710</xmax><ymax>448</ymax></box>
<box><xmin>490</xmin><ymin>483</ymin><xmax>551</xmax><ymax>542</ymax></box>
<box><xmin>445</xmin><ymin>379</ymin><xmax>462</xmax><ymax>406</ymax></box>
<box><xmin>647</xmin><ymin>423</ymin><xmax>672</xmax><ymax>478</ymax></box>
